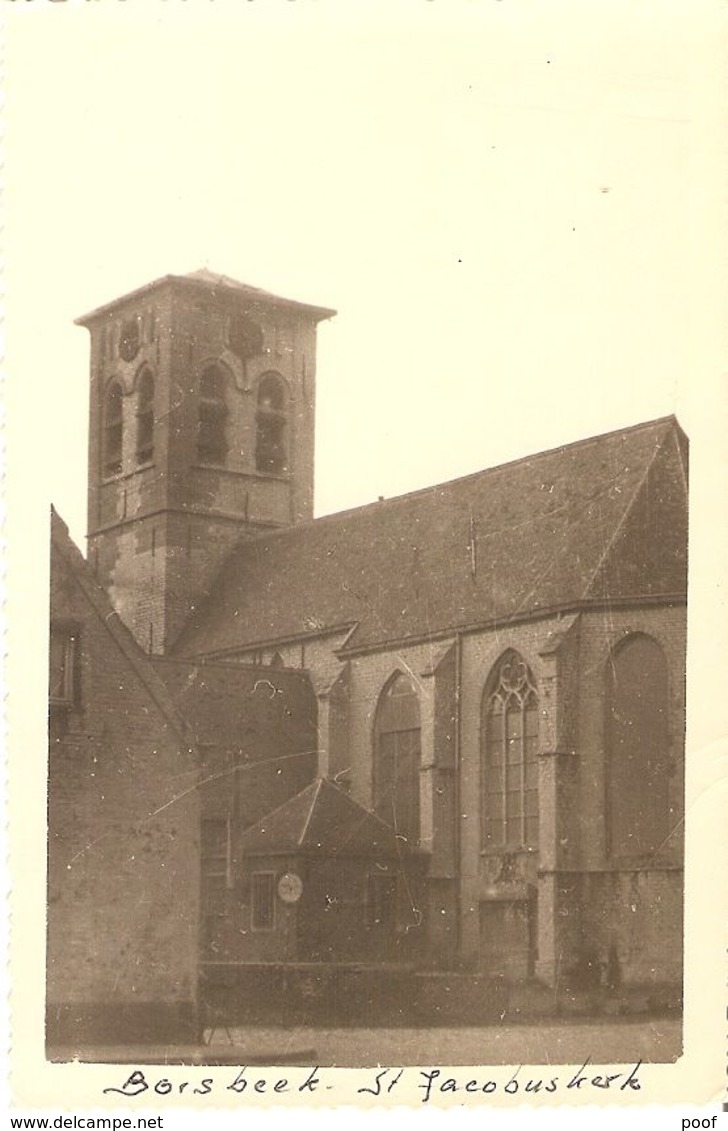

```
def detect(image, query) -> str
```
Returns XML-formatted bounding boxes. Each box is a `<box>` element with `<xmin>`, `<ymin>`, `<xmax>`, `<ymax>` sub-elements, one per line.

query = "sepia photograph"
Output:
<box><xmin>4</xmin><ymin>0</ymin><xmax>727</xmax><ymax>1114</ymax></box>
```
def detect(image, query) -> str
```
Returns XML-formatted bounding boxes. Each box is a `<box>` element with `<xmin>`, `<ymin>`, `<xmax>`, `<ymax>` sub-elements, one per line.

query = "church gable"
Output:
<box><xmin>584</xmin><ymin>423</ymin><xmax>688</xmax><ymax>603</ymax></box>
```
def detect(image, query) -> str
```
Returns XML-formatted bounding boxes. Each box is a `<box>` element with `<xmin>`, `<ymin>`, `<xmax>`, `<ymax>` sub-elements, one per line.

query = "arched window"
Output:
<box><xmin>197</xmin><ymin>364</ymin><xmax>229</xmax><ymax>465</ymax></box>
<box><xmin>374</xmin><ymin>673</ymin><xmax>421</xmax><ymax>845</ymax></box>
<box><xmin>103</xmin><ymin>381</ymin><xmax>123</xmax><ymax>477</ymax></box>
<box><xmin>255</xmin><ymin>373</ymin><xmax>287</xmax><ymax>475</ymax></box>
<box><xmin>135</xmin><ymin>368</ymin><xmax>155</xmax><ymax>465</ymax></box>
<box><xmin>482</xmin><ymin>650</ymin><xmax>539</xmax><ymax>850</ymax></box>
<box><xmin>606</xmin><ymin>634</ymin><xmax>670</xmax><ymax>857</ymax></box>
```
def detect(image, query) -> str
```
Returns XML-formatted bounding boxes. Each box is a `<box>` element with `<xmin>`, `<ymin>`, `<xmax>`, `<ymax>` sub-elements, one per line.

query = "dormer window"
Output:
<box><xmin>135</xmin><ymin>368</ymin><xmax>155</xmax><ymax>466</ymax></box>
<box><xmin>255</xmin><ymin>373</ymin><xmax>287</xmax><ymax>475</ymax></box>
<box><xmin>197</xmin><ymin>364</ymin><xmax>229</xmax><ymax>466</ymax></box>
<box><xmin>103</xmin><ymin>381</ymin><xmax>123</xmax><ymax>477</ymax></box>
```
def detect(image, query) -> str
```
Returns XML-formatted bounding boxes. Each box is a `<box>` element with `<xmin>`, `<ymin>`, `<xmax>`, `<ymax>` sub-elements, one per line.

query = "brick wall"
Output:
<box><xmin>48</xmin><ymin>529</ymin><xmax>200</xmax><ymax>1045</ymax></box>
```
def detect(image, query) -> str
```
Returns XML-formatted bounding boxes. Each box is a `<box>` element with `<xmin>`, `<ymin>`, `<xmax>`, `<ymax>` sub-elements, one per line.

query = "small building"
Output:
<box><xmin>48</xmin><ymin>510</ymin><xmax>200</xmax><ymax>1047</ymax></box>
<box><xmin>232</xmin><ymin>777</ymin><xmax>425</xmax><ymax>965</ymax></box>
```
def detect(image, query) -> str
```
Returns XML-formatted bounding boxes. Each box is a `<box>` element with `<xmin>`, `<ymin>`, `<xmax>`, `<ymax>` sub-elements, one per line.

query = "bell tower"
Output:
<box><xmin>78</xmin><ymin>270</ymin><xmax>335</xmax><ymax>653</ymax></box>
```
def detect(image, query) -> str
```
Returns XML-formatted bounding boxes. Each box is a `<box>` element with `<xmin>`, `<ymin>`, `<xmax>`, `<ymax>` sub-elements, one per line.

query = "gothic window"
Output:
<box><xmin>135</xmin><ymin>368</ymin><xmax>155</xmax><ymax>466</ymax></box>
<box><xmin>197</xmin><ymin>364</ymin><xmax>229</xmax><ymax>466</ymax></box>
<box><xmin>374</xmin><ymin>672</ymin><xmax>421</xmax><ymax>846</ymax></box>
<box><xmin>103</xmin><ymin>381</ymin><xmax>123</xmax><ymax>477</ymax></box>
<box><xmin>482</xmin><ymin>651</ymin><xmax>539</xmax><ymax>850</ymax></box>
<box><xmin>255</xmin><ymin>373</ymin><xmax>288</xmax><ymax>475</ymax></box>
<box><xmin>606</xmin><ymin>634</ymin><xmax>670</xmax><ymax>858</ymax></box>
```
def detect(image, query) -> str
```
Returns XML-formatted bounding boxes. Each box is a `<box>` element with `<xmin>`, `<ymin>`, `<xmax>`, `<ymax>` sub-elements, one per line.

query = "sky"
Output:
<box><xmin>5</xmin><ymin>0</ymin><xmax>725</xmax><ymax>554</ymax></box>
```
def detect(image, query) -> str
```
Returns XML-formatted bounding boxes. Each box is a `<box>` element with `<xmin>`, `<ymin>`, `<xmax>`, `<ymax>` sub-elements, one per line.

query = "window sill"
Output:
<box><xmin>480</xmin><ymin>845</ymin><xmax>538</xmax><ymax>858</ymax></box>
<box><xmin>191</xmin><ymin>463</ymin><xmax>291</xmax><ymax>483</ymax></box>
<box><xmin>100</xmin><ymin>462</ymin><xmax>156</xmax><ymax>485</ymax></box>
<box><xmin>254</xmin><ymin>468</ymin><xmax>291</xmax><ymax>481</ymax></box>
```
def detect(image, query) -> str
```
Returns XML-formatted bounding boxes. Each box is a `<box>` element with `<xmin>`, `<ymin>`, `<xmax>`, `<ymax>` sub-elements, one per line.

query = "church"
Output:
<box><xmin>47</xmin><ymin>270</ymin><xmax>687</xmax><ymax>1048</ymax></box>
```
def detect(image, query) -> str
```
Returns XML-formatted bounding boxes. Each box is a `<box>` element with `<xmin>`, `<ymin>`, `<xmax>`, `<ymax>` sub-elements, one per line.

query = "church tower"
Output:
<box><xmin>77</xmin><ymin>270</ymin><xmax>335</xmax><ymax>654</ymax></box>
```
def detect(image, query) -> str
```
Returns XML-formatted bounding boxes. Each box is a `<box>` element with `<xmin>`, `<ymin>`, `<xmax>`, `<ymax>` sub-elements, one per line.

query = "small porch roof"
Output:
<box><xmin>239</xmin><ymin>778</ymin><xmax>414</xmax><ymax>859</ymax></box>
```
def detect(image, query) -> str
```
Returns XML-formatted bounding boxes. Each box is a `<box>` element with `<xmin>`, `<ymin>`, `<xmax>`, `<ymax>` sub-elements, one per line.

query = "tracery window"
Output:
<box><xmin>135</xmin><ymin>368</ymin><xmax>155</xmax><ymax>465</ymax></box>
<box><xmin>606</xmin><ymin>634</ymin><xmax>670</xmax><ymax>857</ymax></box>
<box><xmin>197</xmin><ymin>363</ymin><xmax>229</xmax><ymax>466</ymax></box>
<box><xmin>255</xmin><ymin>373</ymin><xmax>287</xmax><ymax>475</ymax></box>
<box><xmin>373</xmin><ymin>672</ymin><xmax>421</xmax><ymax>846</ymax></box>
<box><xmin>482</xmin><ymin>651</ymin><xmax>539</xmax><ymax>850</ymax></box>
<box><xmin>103</xmin><ymin>381</ymin><xmax>123</xmax><ymax>477</ymax></box>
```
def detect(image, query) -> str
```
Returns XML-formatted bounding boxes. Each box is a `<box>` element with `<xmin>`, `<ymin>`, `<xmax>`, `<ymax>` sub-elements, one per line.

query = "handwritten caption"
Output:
<box><xmin>102</xmin><ymin>1059</ymin><xmax>643</xmax><ymax>1103</ymax></box>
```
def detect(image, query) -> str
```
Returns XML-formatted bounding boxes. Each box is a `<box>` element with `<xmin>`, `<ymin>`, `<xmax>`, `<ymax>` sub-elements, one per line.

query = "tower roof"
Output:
<box><xmin>75</xmin><ymin>268</ymin><xmax>337</xmax><ymax>326</ymax></box>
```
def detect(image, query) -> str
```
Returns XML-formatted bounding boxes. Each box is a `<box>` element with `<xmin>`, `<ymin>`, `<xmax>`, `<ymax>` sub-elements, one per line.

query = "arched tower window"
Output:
<box><xmin>103</xmin><ymin>381</ymin><xmax>123</xmax><ymax>477</ymax></box>
<box><xmin>135</xmin><ymin>368</ymin><xmax>155</xmax><ymax>466</ymax></box>
<box><xmin>255</xmin><ymin>373</ymin><xmax>288</xmax><ymax>475</ymax></box>
<box><xmin>197</xmin><ymin>364</ymin><xmax>229</xmax><ymax>466</ymax></box>
<box><xmin>606</xmin><ymin>634</ymin><xmax>670</xmax><ymax>857</ymax></box>
<box><xmin>482</xmin><ymin>650</ymin><xmax>539</xmax><ymax>850</ymax></box>
<box><xmin>374</xmin><ymin>672</ymin><xmax>421</xmax><ymax>846</ymax></box>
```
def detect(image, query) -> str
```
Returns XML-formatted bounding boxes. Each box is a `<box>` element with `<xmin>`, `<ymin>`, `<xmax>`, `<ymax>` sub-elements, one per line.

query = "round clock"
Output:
<box><xmin>229</xmin><ymin>314</ymin><xmax>263</xmax><ymax>360</ymax></box>
<box><xmin>277</xmin><ymin>872</ymin><xmax>303</xmax><ymax>904</ymax></box>
<box><xmin>119</xmin><ymin>318</ymin><xmax>140</xmax><ymax>362</ymax></box>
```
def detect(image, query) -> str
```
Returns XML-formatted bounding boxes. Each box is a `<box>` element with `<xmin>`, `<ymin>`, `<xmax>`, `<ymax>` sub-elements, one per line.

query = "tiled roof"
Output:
<box><xmin>238</xmin><ymin>778</ymin><xmax>409</xmax><ymax>858</ymax></box>
<box><xmin>75</xmin><ymin>269</ymin><xmax>336</xmax><ymax>325</ymax></box>
<box><xmin>175</xmin><ymin>417</ymin><xmax>688</xmax><ymax>659</ymax></box>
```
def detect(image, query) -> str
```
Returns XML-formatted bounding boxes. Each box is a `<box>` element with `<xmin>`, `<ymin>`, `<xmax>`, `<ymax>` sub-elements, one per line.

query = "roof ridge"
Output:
<box><xmin>298</xmin><ymin>777</ymin><xmax>324</xmax><ymax>847</ymax></box>
<box><xmin>152</xmin><ymin>653</ymin><xmax>310</xmax><ymax>677</ymax></box>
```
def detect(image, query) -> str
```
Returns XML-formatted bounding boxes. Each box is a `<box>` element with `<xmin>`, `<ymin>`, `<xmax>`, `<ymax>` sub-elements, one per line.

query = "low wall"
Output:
<box><xmin>200</xmin><ymin>964</ymin><xmax>682</xmax><ymax>1029</ymax></box>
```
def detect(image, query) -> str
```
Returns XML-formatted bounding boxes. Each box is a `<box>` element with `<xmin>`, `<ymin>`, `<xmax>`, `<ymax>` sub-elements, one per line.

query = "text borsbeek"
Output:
<box><xmin>102</xmin><ymin>1061</ymin><xmax>642</xmax><ymax>1101</ymax></box>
